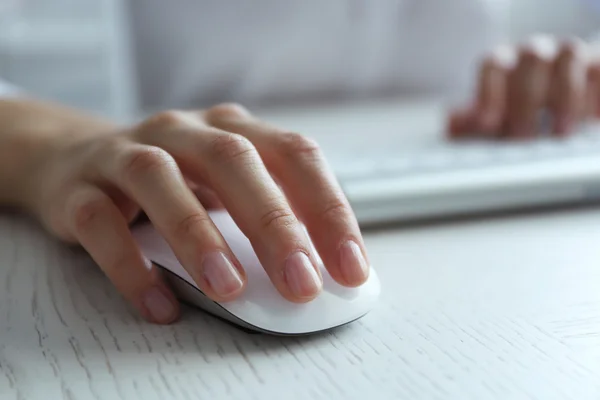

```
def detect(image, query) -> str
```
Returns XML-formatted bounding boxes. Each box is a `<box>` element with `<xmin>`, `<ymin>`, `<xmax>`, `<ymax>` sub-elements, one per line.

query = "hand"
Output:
<box><xmin>24</xmin><ymin>103</ymin><xmax>370</xmax><ymax>324</ymax></box>
<box><xmin>449</xmin><ymin>36</ymin><xmax>600</xmax><ymax>138</ymax></box>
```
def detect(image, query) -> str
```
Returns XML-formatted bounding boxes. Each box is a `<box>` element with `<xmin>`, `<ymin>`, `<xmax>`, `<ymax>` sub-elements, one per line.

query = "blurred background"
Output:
<box><xmin>0</xmin><ymin>0</ymin><xmax>599</xmax><ymax>119</ymax></box>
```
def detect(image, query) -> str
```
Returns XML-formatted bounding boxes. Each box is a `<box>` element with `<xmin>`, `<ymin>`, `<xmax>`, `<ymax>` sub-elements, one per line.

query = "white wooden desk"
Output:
<box><xmin>1</xmin><ymin>100</ymin><xmax>600</xmax><ymax>400</ymax></box>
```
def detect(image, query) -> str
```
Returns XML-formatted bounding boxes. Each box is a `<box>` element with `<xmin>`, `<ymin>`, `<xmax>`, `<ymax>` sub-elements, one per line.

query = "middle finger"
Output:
<box><xmin>507</xmin><ymin>45</ymin><xmax>553</xmax><ymax>138</ymax></box>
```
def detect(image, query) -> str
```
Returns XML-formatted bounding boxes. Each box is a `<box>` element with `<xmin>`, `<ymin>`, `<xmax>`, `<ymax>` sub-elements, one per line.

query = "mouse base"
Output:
<box><xmin>178</xmin><ymin>299</ymin><xmax>260</xmax><ymax>335</ymax></box>
<box><xmin>180</xmin><ymin>298</ymin><xmax>366</xmax><ymax>336</ymax></box>
<box><xmin>160</xmin><ymin>266</ymin><xmax>366</xmax><ymax>336</ymax></box>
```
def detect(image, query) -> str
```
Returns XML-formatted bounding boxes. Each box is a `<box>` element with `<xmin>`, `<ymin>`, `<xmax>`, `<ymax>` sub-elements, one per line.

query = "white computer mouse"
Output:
<box><xmin>131</xmin><ymin>210</ymin><xmax>380</xmax><ymax>335</ymax></box>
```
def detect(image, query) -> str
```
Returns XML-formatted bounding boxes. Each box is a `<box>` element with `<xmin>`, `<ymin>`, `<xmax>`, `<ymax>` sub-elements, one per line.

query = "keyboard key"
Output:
<box><xmin>496</xmin><ymin>144</ymin><xmax>531</xmax><ymax>162</ymax></box>
<box><xmin>455</xmin><ymin>147</ymin><xmax>495</xmax><ymax>166</ymax></box>
<box><xmin>530</xmin><ymin>140</ymin><xmax>564</xmax><ymax>158</ymax></box>
<box><xmin>335</xmin><ymin>131</ymin><xmax>600</xmax><ymax>182</ymax></box>
<box><xmin>334</xmin><ymin>159</ymin><xmax>379</xmax><ymax>179</ymax></box>
<box><xmin>565</xmin><ymin>135</ymin><xmax>593</xmax><ymax>153</ymax></box>
<box><xmin>414</xmin><ymin>151</ymin><xmax>455</xmax><ymax>170</ymax></box>
<box><xmin>379</xmin><ymin>156</ymin><xmax>416</xmax><ymax>174</ymax></box>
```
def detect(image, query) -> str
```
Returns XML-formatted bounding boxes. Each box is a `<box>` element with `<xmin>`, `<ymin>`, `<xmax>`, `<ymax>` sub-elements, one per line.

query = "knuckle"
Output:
<box><xmin>120</xmin><ymin>146</ymin><xmax>176</xmax><ymax>180</ymax></box>
<box><xmin>557</xmin><ymin>39</ymin><xmax>585</xmax><ymax>62</ymax></box>
<box><xmin>172</xmin><ymin>213</ymin><xmax>210</xmax><ymax>239</ymax></box>
<box><xmin>72</xmin><ymin>196</ymin><xmax>110</xmax><ymax>233</ymax></box>
<box><xmin>481</xmin><ymin>55</ymin><xmax>502</xmax><ymax>72</ymax></box>
<box><xmin>143</xmin><ymin>110</ymin><xmax>188</xmax><ymax>131</ymax></box>
<box><xmin>317</xmin><ymin>201</ymin><xmax>352</xmax><ymax>222</ymax></box>
<box><xmin>207</xmin><ymin>133</ymin><xmax>257</xmax><ymax>163</ymax></box>
<box><xmin>518</xmin><ymin>47</ymin><xmax>544</xmax><ymax>65</ymax></box>
<box><xmin>488</xmin><ymin>45</ymin><xmax>517</xmax><ymax>68</ymax></box>
<box><xmin>259</xmin><ymin>207</ymin><xmax>297</xmax><ymax>231</ymax></box>
<box><xmin>277</xmin><ymin>132</ymin><xmax>323</xmax><ymax>162</ymax></box>
<box><xmin>206</xmin><ymin>102</ymin><xmax>250</xmax><ymax>121</ymax></box>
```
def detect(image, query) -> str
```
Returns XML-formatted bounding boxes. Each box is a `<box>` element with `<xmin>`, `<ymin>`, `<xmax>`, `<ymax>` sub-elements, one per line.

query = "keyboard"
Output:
<box><xmin>333</xmin><ymin>127</ymin><xmax>600</xmax><ymax>225</ymax></box>
<box><xmin>259</xmin><ymin>100</ymin><xmax>600</xmax><ymax>226</ymax></box>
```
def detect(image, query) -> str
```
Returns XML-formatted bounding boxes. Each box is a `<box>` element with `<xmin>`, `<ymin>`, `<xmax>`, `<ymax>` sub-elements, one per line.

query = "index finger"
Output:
<box><xmin>65</xmin><ymin>185</ymin><xmax>179</xmax><ymax>324</ymax></box>
<box><xmin>94</xmin><ymin>142</ymin><xmax>247</xmax><ymax>302</ymax></box>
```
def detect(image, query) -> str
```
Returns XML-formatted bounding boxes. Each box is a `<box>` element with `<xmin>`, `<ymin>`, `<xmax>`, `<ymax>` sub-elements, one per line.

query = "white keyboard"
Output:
<box><xmin>259</xmin><ymin>100</ymin><xmax>600</xmax><ymax>226</ymax></box>
<box><xmin>334</xmin><ymin>128</ymin><xmax>600</xmax><ymax>225</ymax></box>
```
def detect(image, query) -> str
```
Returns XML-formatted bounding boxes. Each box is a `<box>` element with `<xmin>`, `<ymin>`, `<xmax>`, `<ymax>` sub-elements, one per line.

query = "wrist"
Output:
<box><xmin>0</xmin><ymin>132</ymin><xmax>54</xmax><ymax>210</ymax></box>
<box><xmin>0</xmin><ymin>98</ymin><xmax>117</xmax><ymax>211</ymax></box>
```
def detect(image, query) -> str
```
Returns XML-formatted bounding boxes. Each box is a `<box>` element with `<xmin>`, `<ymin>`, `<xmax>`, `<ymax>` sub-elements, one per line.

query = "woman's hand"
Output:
<box><xmin>449</xmin><ymin>36</ymin><xmax>600</xmax><ymax>138</ymax></box>
<box><xmin>17</xmin><ymin>102</ymin><xmax>370</xmax><ymax>324</ymax></box>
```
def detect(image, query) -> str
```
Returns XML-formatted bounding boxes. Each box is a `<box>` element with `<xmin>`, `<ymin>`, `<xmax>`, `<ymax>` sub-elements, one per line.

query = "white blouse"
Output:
<box><xmin>127</xmin><ymin>0</ymin><xmax>509</xmax><ymax>110</ymax></box>
<box><xmin>0</xmin><ymin>0</ymin><xmax>509</xmax><ymax>113</ymax></box>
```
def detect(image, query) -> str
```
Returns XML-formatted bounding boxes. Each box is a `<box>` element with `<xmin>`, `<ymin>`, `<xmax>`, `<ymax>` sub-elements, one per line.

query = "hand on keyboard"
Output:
<box><xmin>449</xmin><ymin>35</ymin><xmax>600</xmax><ymax>139</ymax></box>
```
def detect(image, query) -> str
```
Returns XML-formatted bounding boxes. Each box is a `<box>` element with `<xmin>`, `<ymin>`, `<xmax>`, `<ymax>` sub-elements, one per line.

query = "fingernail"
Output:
<box><xmin>284</xmin><ymin>252</ymin><xmax>322</xmax><ymax>298</ymax></box>
<box><xmin>202</xmin><ymin>252</ymin><xmax>244</xmax><ymax>298</ymax></box>
<box><xmin>339</xmin><ymin>241</ymin><xmax>369</xmax><ymax>285</ymax></box>
<box><xmin>143</xmin><ymin>287</ymin><xmax>177</xmax><ymax>323</ymax></box>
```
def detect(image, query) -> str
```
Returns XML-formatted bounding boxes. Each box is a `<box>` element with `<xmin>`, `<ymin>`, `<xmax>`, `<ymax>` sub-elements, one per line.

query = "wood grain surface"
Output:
<box><xmin>1</xmin><ymin>205</ymin><xmax>599</xmax><ymax>400</ymax></box>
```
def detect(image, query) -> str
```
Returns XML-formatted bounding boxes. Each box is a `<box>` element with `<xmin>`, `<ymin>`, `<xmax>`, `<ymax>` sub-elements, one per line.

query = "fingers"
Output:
<box><xmin>205</xmin><ymin>104</ymin><xmax>370</xmax><ymax>288</ymax></box>
<box><xmin>137</xmin><ymin>109</ymin><xmax>324</xmax><ymax>303</ymax></box>
<box><xmin>451</xmin><ymin>36</ymin><xmax>599</xmax><ymax>139</ymax></box>
<box><xmin>94</xmin><ymin>138</ymin><xmax>246</xmax><ymax>302</ymax></box>
<box><xmin>549</xmin><ymin>40</ymin><xmax>589</xmax><ymax>135</ymax></box>
<box><xmin>449</xmin><ymin>52</ymin><xmax>510</xmax><ymax>139</ymax></box>
<box><xmin>506</xmin><ymin>44</ymin><xmax>554</xmax><ymax>138</ymax></box>
<box><xmin>589</xmin><ymin>44</ymin><xmax>600</xmax><ymax>117</ymax></box>
<box><xmin>193</xmin><ymin>184</ymin><xmax>224</xmax><ymax>209</ymax></box>
<box><xmin>447</xmin><ymin>107</ymin><xmax>478</xmax><ymax>139</ymax></box>
<box><xmin>183</xmin><ymin>179</ymin><xmax>223</xmax><ymax>209</ymax></box>
<box><xmin>474</xmin><ymin>46</ymin><xmax>514</xmax><ymax>135</ymax></box>
<box><xmin>65</xmin><ymin>185</ymin><xmax>179</xmax><ymax>324</ymax></box>
<box><xmin>588</xmin><ymin>65</ymin><xmax>600</xmax><ymax>118</ymax></box>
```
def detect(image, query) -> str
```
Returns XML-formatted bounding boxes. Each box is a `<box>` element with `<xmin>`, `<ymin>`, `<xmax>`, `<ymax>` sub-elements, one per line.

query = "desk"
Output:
<box><xmin>1</xmin><ymin>100</ymin><xmax>600</xmax><ymax>399</ymax></box>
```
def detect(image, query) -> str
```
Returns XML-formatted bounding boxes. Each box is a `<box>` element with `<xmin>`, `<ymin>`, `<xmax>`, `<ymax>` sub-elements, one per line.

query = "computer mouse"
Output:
<box><xmin>131</xmin><ymin>210</ymin><xmax>380</xmax><ymax>336</ymax></box>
